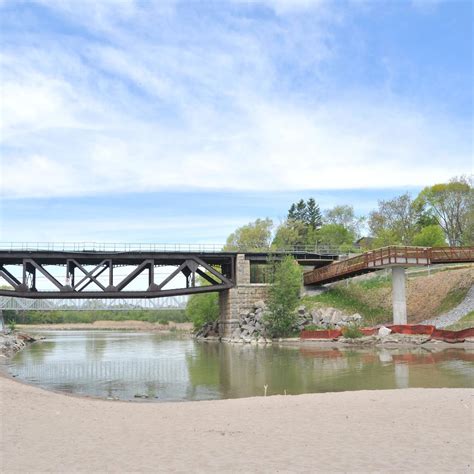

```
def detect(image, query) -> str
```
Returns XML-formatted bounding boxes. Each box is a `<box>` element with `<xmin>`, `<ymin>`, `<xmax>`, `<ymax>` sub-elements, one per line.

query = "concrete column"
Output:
<box><xmin>392</xmin><ymin>266</ymin><xmax>407</xmax><ymax>325</ymax></box>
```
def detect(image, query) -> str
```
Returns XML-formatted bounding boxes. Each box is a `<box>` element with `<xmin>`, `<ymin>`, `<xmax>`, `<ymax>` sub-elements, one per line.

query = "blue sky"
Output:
<box><xmin>0</xmin><ymin>0</ymin><xmax>472</xmax><ymax>243</ymax></box>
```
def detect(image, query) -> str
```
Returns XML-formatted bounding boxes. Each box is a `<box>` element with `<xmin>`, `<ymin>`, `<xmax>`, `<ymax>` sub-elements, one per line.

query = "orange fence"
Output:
<box><xmin>304</xmin><ymin>246</ymin><xmax>474</xmax><ymax>286</ymax></box>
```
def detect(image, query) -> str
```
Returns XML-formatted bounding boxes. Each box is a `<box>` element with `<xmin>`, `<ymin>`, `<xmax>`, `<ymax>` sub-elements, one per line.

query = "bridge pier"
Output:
<box><xmin>391</xmin><ymin>266</ymin><xmax>407</xmax><ymax>325</ymax></box>
<box><xmin>219</xmin><ymin>254</ymin><xmax>269</xmax><ymax>338</ymax></box>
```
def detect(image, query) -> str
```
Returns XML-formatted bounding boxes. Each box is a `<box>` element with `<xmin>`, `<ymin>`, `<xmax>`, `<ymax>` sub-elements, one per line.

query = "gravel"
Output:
<box><xmin>420</xmin><ymin>285</ymin><xmax>474</xmax><ymax>328</ymax></box>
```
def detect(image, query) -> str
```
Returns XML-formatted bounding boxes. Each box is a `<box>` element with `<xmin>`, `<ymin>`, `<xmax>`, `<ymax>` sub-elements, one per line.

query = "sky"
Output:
<box><xmin>0</xmin><ymin>0</ymin><xmax>472</xmax><ymax>244</ymax></box>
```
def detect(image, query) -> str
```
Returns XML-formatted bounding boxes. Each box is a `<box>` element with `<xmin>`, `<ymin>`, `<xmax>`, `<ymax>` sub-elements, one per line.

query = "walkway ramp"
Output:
<box><xmin>304</xmin><ymin>246</ymin><xmax>474</xmax><ymax>286</ymax></box>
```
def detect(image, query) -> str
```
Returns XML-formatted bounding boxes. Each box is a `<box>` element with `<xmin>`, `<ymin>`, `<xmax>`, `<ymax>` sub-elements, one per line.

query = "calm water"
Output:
<box><xmin>6</xmin><ymin>331</ymin><xmax>474</xmax><ymax>401</ymax></box>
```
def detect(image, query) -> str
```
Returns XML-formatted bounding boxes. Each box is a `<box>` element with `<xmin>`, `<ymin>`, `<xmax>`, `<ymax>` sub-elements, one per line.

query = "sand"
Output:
<box><xmin>16</xmin><ymin>321</ymin><xmax>193</xmax><ymax>332</ymax></box>
<box><xmin>0</xmin><ymin>376</ymin><xmax>472</xmax><ymax>473</ymax></box>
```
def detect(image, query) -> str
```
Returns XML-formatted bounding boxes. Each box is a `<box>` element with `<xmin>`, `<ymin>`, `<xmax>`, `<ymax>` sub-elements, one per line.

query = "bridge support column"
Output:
<box><xmin>392</xmin><ymin>266</ymin><xmax>407</xmax><ymax>325</ymax></box>
<box><xmin>219</xmin><ymin>255</ymin><xmax>269</xmax><ymax>338</ymax></box>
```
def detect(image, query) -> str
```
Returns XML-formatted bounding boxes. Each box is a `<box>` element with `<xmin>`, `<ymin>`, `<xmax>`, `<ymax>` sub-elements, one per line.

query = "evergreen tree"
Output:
<box><xmin>287</xmin><ymin>203</ymin><xmax>297</xmax><ymax>220</ymax></box>
<box><xmin>295</xmin><ymin>199</ymin><xmax>307</xmax><ymax>221</ymax></box>
<box><xmin>305</xmin><ymin>198</ymin><xmax>322</xmax><ymax>230</ymax></box>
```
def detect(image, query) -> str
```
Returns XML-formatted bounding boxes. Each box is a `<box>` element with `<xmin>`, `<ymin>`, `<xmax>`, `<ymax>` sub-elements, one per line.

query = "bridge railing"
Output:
<box><xmin>0</xmin><ymin>241</ymin><xmax>349</xmax><ymax>255</ymax></box>
<box><xmin>304</xmin><ymin>246</ymin><xmax>474</xmax><ymax>285</ymax></box>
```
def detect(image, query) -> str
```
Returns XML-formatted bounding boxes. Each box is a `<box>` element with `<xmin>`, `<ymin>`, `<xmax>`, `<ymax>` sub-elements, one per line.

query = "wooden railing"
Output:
<box><xmin>304</xmin><ymin>246</ymin><xmax>474</xmax><ymax>286</ymax></box>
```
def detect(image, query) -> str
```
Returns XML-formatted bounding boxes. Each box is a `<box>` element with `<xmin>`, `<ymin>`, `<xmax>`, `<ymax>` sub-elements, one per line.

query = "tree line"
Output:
<box><xmin>224</xmin><ymin>176</ymin><xmax>473</xmax><ymax>251</ymax></box>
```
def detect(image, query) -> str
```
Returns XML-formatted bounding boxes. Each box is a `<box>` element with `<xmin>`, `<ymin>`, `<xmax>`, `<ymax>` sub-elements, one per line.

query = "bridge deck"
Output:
<box><xmin>304</xmin><ymin>246</ymin><xmax>474</xmax><ymax>286</ymax></box>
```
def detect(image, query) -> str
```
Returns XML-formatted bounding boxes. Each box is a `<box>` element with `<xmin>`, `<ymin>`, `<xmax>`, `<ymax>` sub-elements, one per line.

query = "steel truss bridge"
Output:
<box><xmin>0</xmin><ymin>243</ymin><xmax>339</xmax><ymax>301</ymax></box>
<box><xmin>0</xmin><ymin>296</ymin><xmax>187</xmax><ymax>311</ymax></box>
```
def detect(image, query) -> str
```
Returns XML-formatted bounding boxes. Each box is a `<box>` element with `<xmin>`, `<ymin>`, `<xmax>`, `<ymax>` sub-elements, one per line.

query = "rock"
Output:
<box><xmin>378</xmin><ymin>326</ymin><xmax>392</xmax><ymax>337</ymax></box>
<box><xmin>254</xmin><ymin>300</ymin><xmax>266</xmax><ymax>309</ymax></box>
<box><xmin>351</xmin><ymin>313</ymin><xmax>362</xmax><ymax>322</ymax></box>
<box><xmin>297</xmin><ymin>306</ymin><xmax>306</xmax><ymax>315</ymax></box>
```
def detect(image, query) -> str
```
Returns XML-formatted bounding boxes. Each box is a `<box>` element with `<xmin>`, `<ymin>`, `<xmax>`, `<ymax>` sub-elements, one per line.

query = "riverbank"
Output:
<box><xmin>16</xmin><ymin>321</ymin><xmax>193</xmax><ymax>332</ymax></box>
<box><xmin>0</xmin><ymin>375</ymin><xmax>471</xmax><ymax>473</ymax></box>
<box><xmin>0</xmin><ymin>331</ymin><xmax>41</xmax><ymax>358</ymax></box>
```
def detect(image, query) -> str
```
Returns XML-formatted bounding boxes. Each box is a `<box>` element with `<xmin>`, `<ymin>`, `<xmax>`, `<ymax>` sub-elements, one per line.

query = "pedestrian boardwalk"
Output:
<box><xmin>304</xmin><ymin>246</ymin><xmax>474</xmax><ymax>286</ymax></box>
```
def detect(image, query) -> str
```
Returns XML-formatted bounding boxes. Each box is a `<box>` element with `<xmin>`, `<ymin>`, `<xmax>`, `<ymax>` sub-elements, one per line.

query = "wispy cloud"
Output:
<box><xmin>0</xmin><ymin>0</ymin><xmax>471</xmax><ymax>200</ymax></box>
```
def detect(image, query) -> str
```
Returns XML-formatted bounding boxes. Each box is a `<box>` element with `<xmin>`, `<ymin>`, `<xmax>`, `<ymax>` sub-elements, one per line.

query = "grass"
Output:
<box><xmin>436</xmin><ymin>287</ymin><xmax>470</xmax><ymax>316</ymax></box>
<box><xmin>302</xmin><ymin>285</ymin><xmax>388</xmax><ymax>327</ymax></box>
<box><xmin>445</xmin><ymin>311</ymin><xmax>474</xmax><ymax>331</ymax></box>
<box><xmin>341</xmin><ymin>325</ymin><xmax>364</xmax><ymax>339</ymax></box>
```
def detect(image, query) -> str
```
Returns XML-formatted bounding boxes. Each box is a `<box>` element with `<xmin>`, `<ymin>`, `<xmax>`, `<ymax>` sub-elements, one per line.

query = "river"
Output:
<box><xmin>6</xmin><ymin>330</ymin><xmax>474</xmax><ymax>401</ymax></box>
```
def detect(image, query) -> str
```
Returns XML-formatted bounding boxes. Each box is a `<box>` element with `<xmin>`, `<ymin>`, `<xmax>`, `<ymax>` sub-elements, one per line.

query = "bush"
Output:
<box><xmin>341</xmin><ymin>324</ymin><xmax>364</xmax><ymax>339</ymax></box>
<box><xmin>185</xmin><ymin>292</ymin><xmax>219</xmax><ymax>329</ymax></box>
<box><xmin>265</xmin><ymin>255</ymin><xmax>303</xmax><ymax>337</ymax></box>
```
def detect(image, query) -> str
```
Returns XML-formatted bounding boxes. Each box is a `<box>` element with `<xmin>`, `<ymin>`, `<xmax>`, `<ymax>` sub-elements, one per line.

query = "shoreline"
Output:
<box><xmin>1</xmin><ymin>373</ymin><xmax>472</xmax><ymax>472</ymax></box>
<box><xmin>16</xmin><ymin>321</ymin><xmax>193</xmax><ymax>332</ymax></box>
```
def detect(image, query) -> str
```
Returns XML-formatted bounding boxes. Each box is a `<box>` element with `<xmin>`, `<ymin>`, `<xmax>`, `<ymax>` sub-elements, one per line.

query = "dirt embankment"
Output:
<box><xmin>16</xmin><ymin>320</ymin><xmax>193</xmax><ymax>332</ymax></box>
<box><xmin>343</xmin><ymin>267</ymin><xmax>474</xmax><ymax>323</ymax></box>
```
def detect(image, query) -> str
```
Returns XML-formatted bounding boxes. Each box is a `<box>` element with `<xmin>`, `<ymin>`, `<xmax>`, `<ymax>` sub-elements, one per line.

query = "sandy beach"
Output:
<box><xmin>0</xmin><ymin>375</ymin><xmax>472</xmax><ymax>473</ymax></box>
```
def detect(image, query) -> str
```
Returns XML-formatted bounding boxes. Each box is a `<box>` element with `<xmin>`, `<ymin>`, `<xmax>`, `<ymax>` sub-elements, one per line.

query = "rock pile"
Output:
<box><xmin>229</xmin><ymin>300</ymin><xmax>272</xmax><ymax>343</ymax></box>
<box><xmin>309</xmin><ymin>307</ymin><xmax>363</xmax><ymax>328</ymax></box>
<box><xmin>194</xmin><ymin>320</ymin><xmax>220</xmax><ymax>339</ymax></box>
<box><xmin>0</xmin><ymin>332</ymin><xmax>39</xmax><ymax>357</ymax></box>
<box><xmin>195</xmin><ymin>303</ymin><xmax>366</xmax><ymax>343</ymax></box>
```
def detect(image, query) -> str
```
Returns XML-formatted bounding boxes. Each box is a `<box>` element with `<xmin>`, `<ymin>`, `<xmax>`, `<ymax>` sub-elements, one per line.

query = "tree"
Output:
<box><xmin>272</xmin><ymin>219</ymin><xmax>317</xmax><ymax>249</ymax></box>
<box><xmin>368</xmin><ymin>193</ymin><xmax>420</xmax><ymax>245</ymax></box>
<box><xmin>417</xmin><ymin>176</ymin><xmax>473</xmax><ymax>246</ymax></box>
<box><xmin>305</xmin><ymin>198</ymin><xmax>322</xmax><ymax>230</ymax></box>
<box><xmin>294</xmin><ymin>199</ymin><xmax>307</xmax><ymax>221</ymax></box>
<box><xmin>265</xmin><ymin>255</ymin><xmax>302</xmax><ymax>337</ymax></box>
<box><xmin>186</xmin><ymin>293</ymin><xmax>219</xmax><ymax>329</ymax></box>
<box><xmin>412</xmin><ymin>225</ymin><xmax>446</xmax><ymax>247</ymax></box>
<box><xmin>318</xmin><ymin>224</ymin><xmax>355</xmax><ymax>248</ymax></box>
<box><xmin>224</xmin><ymin>218</ymin><xmax>273</xmax><ymax>252</ymax></box>
<box><xmin>324</xmin><ymin>205</ymin><xmax>363</xmax><ymax>237</ymax></box>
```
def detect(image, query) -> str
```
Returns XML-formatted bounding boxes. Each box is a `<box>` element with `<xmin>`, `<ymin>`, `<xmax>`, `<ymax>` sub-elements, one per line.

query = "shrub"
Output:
<box><xmin>341</xmin><ymin>324</ymin><xmax>364</xmax><ymax>339</ymax></box>
<box><xmin>185</xmin><ymin>292</ymin><xmax>219</xmax><ymax>329</ymax></box>
<box><xmin>265</xmin><ymin>255</ymin><xmax>303</xmax><ymax>337</ymax></box>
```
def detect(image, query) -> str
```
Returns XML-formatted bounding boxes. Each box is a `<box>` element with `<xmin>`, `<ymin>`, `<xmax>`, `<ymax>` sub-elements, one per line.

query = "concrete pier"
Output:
<box><xmin>392</xmin><ymin>266</ymin><xmax>407</xmax><ymax>325</ymax></box>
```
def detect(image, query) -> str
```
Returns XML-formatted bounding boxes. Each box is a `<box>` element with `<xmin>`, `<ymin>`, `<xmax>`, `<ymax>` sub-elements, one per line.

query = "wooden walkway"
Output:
<box><xmin>304</xmin><ymin>246</ymin><xmax>474</xmax><ymax>286</ymax></box>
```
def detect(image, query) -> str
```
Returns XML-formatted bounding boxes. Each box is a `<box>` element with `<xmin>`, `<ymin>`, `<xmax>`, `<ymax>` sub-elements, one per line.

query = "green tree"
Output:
<box><xmin>305</xmin><ymin>198</ymin><xmax>322</xmax><ymax>230</ymax></box>
<box><xmin>186</xmin><ymin>292</ymin><xmax>219</xmax><ymax>329</ymax></box>
<box><xmin>324</xmin><ymin>205</ymin><xmax>363</xmax><ymax>238</ymax></box>
<box><xmin>224</xmin><ymin>218</ymin><xmax>273</xmax><ymax>252</ymax></box>
<box><xmin>368</xmin><ymin>193</ymin><xmax>420</xmax><ymax>245</ymax></box>
<box><xmin>294</xmin><ymin>199</ymin><xmax>307</xmax><ymax>221</ymax></box>
<box><xmin>318</xmin><ymin>224</ymin><xmax>355</xmax><ymax>248</ymax></box>
<box><xmin>265</xmin><ymin>255</ymin><xmax>302</xmax><ymax>337</ymax></box>
<box><xmin>417</xmin><ymin>176</ymin><xmax>473</xmax><ymax>246</ymax></box>
<box><xmin>412</xmin><ymin>225</ymin><xmax>446</xmax><ymax>247</ymax></box>
<box><xmin>272</xmin><ymin>219</ymin><xmax>313</xmax><ymax>249</ymax></box>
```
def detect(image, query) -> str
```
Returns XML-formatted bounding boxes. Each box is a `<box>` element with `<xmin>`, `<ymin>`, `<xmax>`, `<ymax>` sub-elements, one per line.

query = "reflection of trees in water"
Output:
<box><xmin>185</xmin><ymin>343</ymin><xmax>222</xmax><ymax>399</ymax></box>
<box><xmin>85</xmin><ymin>334</ymin><xmax>108</xmax><ymax>360</ymax></box>
<box><xmin>10</xmin><ymin>336</ymin><xmax>474</xmax><ymax>400</ymax></box>
<box><xmin>13</xmin><ymin>340</ymin><xmax>57</xmax><ymax>364</ymax></box>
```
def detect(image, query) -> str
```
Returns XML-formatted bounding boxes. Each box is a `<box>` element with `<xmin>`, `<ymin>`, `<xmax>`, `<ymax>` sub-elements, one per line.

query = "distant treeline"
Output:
<box><xmin>4</xmin><ymin>309</ymin><xmax>188</xmax><ymax>325</ymax></box>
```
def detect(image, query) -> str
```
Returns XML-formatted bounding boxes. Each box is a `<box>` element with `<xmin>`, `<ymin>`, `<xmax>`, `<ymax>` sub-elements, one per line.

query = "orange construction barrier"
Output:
<box><xmin>300</xmin><ymin>325</ymin><xmax>474</xmax><ymax>343</ymax></box>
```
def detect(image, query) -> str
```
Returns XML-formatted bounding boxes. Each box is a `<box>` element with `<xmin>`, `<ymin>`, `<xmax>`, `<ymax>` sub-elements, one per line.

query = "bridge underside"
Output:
<box><xmin>304</xmin><ymin>246</ymin><xmax>474</xmax><ymax>286</ymax></box>
<box><xmin>0</xmin><ymin>251</ymin><xmax>235</xmax><ymax>299</ymax></box>
<box><xmin>0</xmin><ymin>250</ymin><xmax>338</xmax><ymax>300</ymax></box>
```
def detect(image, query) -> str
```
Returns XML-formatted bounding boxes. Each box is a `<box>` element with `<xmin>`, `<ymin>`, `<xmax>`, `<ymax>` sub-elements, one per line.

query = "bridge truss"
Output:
<box><xmin>0</xmin><ymin>251</ymin><xmax>234</xmax><ymax>299</ymax></box>
<box><xmin>0</xmin><ymin>296</ymin><xmax>187</xmax><ymax>311</ymax></box>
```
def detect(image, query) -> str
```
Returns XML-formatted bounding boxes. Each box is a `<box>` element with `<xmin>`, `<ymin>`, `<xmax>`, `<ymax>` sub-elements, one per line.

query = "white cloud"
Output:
<box><xmin>0</xmin><ymin>0</ymin><xmax>471</xmax><ymax>199</ymax></box>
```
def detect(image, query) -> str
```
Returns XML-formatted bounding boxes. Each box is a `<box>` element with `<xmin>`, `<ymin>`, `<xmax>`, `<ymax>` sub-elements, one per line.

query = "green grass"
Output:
<box><xmin>302</xmin><ymin>286</ymin><xmax>388</xmax><ymax>327</ymax></box>
<box><xmin>436</xmin><ymin>287</ymin><xmax>470</xmax><ymax>316</ymax></box>
<box><xmin>341</xmin><ymin>325</ymin><xmax>364</xmax><ymax>339</ymax></box>
<box><xmin>445</xmin><ymin>311</ymin><xmax>474</xmax><ymax>331</ymax></box>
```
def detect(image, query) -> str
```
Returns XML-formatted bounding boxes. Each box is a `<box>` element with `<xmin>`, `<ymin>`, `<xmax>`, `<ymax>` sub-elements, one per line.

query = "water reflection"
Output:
<box><xmin>6</xmin><ymin>331</ymin><xmax>474</xmax><ymax>402</ymax></box>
